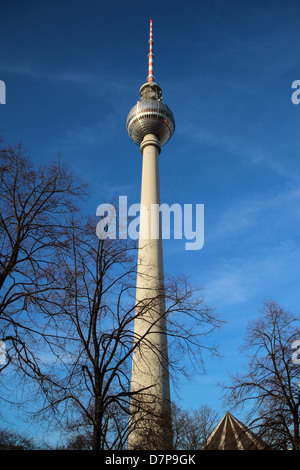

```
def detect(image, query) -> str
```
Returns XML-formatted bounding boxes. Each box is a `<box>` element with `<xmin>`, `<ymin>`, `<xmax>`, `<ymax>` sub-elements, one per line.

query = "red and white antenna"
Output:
<box><xmin>147</xmin><ymin>19</ymin><xmax>155</xmax><ymax>83</ymax></box>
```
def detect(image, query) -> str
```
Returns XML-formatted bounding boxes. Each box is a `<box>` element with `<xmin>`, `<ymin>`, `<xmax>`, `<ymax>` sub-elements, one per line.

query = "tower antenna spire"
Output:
<box><xmin>147</xmin><ymin>19</ymin><xmax>155</xmax><ymax>83</ymax></box>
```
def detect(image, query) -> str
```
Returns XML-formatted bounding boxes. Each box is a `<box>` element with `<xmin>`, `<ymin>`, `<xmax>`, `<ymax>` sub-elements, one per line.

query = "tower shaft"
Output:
<box><xmin>128</xmin><ymin>134</ymin><xmax>172</xmax><ymax>450</ymax></box>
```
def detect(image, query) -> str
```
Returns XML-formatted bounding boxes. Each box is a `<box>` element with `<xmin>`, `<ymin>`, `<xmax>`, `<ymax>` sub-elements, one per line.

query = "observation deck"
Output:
<box><xmin>126</xmin><ymin>90</ymin><xmax>175</xmax><ymax>147</ymax></box>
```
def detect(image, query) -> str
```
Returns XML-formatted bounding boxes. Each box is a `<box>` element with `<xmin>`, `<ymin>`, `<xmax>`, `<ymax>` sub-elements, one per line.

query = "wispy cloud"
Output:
<box><xmin>1</xmin><ymin>62</ymin><xmax>95</xmax><ymax>83</ymax></box>
<box><xmin>204</xmin><ymin>240</ymin><xmax>300</xmax><ymax>307</ymax></box>
<box><xmin>208</xmin><ymin>186</ymin><xmax>300</xmax><ymax>244</ymax></box>
<box><xmin>178</xmin><ymin>120</ymin><xmax>300</xmax><ymax>185</ymax></box>
<box><xmin>201</xmin><ymin>183</ymin><xmax>300</xmax><ymax>307</ymax></box>
<box><xmin>0</xmin><ymin>61</ymin><xmax>135</xmax><ymax>102</ymax></box>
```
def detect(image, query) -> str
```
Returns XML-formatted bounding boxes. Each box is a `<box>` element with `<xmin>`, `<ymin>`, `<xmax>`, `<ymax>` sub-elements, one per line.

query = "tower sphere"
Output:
<box><xmin>126</xmin><ymin>82</ymin><xmax>175</xmax><ymax>147</ymax></box>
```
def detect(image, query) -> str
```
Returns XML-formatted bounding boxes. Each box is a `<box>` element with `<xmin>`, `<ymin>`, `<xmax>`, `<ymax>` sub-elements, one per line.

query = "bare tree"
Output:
<box><xmin>223</xmin><ymin>300</ymin><xmax>300</xmax><ymax>450</ymax></box>
<box><xmin>0</xmin><ymin>427</ymin><xmax>36</xmax><ymax>450</ymax></box>
<box><xmin>172</xmin><ymin>403</ymin><xmax>219</xmax><ymax>450</ymax></box>
<box><xmin>41</xmin><ymin>216</ymin><xmax>222</xmax><ymax>450</ymax></box>
<box><xmin>0</xmin><ymin>143</ymin><xmax>87</xmax><ymax>402</ymax></box>
<box><xmin>0</xmin><ymin>141</ymin><xmax>222</xmax><ymax>449</ymax></box>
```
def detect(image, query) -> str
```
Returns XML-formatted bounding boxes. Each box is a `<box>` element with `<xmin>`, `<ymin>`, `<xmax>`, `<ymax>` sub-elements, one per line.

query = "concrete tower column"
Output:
<box><xmin>126</xmin><ymin>20</ymin><xmax>175</xmax><ymax>450</ymax></box>
<box><xmin>128</xmin><ymin>134</ymin><xmax>172</xmax><ymax>450</ymax></box>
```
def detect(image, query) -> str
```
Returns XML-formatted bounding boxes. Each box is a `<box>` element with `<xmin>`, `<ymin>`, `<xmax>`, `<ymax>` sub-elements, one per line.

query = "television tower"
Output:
<box><xmin>126</xmin><ymin>20</ymin><xmax>175</xmax><ymax>450</ymax></box>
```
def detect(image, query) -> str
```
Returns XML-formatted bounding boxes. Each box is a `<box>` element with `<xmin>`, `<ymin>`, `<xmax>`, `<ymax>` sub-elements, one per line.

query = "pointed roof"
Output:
<box><xmin>202</xmin><ymin>412</ymin><xmax>269</xmax><ymax>450</ymax></box>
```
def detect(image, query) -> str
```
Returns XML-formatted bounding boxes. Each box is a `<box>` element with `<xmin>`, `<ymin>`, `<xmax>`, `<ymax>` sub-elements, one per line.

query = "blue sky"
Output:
<box><xmin>1</xmin><ymin>0</ymin><xmax>300</xmax><ymax>439</ymax></box>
